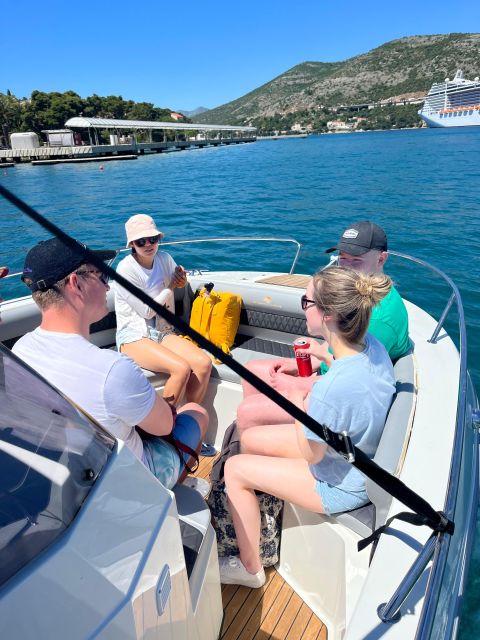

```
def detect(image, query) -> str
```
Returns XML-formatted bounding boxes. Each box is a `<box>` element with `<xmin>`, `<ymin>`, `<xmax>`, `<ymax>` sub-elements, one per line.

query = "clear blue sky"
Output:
<box><xmin>3</xmin><ymin>0</ymin><xmax>478</xmax><ymax>111</ymax></box>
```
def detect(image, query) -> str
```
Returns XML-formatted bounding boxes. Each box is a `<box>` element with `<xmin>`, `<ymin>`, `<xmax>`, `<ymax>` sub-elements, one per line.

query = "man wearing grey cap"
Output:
<box><xmin>238</xmin><ymin>221</ymin><xmax>411</xmax><ymax>432</ymax></box>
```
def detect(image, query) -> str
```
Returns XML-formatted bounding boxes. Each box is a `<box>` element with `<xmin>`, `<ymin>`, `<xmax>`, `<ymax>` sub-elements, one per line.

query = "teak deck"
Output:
<box><xmin>256</xmin><ymin>274</ymin><xmax>310</xmax><ymax>289</ymax></box>
<box><xmin>195</xmin><ymin>454</ymin><xmax>328</xmax><ymax>640</ymax></box>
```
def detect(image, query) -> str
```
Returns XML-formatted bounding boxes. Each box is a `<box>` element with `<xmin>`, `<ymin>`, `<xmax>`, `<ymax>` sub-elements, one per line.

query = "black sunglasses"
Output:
<box><xmin>301</xmin><ymin>294</ymin><xmax>316</xmax><ymax>311</ymax></box>
<box><xmin>76</xmin><ymin>269</ymin><xmax>109</xmax><ymax>286</ymax></box>
<box><xmin>134</xmin><ymin>235</ymin><xmax>161</xmax><ymax>247</ymax></box>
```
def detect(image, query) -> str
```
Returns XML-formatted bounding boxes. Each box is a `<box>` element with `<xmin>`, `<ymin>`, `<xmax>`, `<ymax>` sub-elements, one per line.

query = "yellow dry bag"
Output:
<box><xmin>188</xmin><ymin>284</ymin><xmax>242</xmax><ymax>361</ymax></box>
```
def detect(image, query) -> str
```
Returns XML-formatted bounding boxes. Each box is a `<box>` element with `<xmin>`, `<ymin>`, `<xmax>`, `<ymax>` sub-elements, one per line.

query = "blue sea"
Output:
<box><xmin>1</xmin><ymin>128</ymin><xmax>479</xmax><ymax>634</ymax></box>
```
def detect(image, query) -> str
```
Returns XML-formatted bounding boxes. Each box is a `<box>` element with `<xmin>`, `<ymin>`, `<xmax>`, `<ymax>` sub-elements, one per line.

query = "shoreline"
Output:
<box><xmin>257</xmin><ymin>126</ymin><xmax>424</xmax><ymax>140</ymax></box>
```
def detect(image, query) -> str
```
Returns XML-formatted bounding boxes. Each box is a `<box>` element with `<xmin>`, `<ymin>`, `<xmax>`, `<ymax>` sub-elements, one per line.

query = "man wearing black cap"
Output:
<box><xmin>237</xmin><ymin>221</ymin><xmax>411</xmax><ymax>432</ymax></box>
<box><xmin>13</xmin><ymin>238</ymin><xmax>208</xmax><ymax>489</ymax></box>
<box><xmin>323</xmin><ymin>220</ymin><xmax>410</xmax><ymax>367</ymax></box>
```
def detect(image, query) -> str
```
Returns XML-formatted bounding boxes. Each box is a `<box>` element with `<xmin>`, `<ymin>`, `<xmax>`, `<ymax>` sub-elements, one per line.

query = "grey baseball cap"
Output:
<box><xmin>325</xmin><ymin>221</ymin><xmax>388</xmax><ymax>256</ymax></box>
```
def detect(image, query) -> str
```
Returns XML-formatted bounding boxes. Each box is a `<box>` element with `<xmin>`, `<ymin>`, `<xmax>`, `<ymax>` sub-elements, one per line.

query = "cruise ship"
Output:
<box><xmin>419</xmin><ymin>69</ymin><xmax>480</xmax><ymax>127</ymax></box>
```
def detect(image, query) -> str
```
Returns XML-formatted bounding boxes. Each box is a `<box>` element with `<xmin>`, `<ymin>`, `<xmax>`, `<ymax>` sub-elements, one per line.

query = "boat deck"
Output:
<box><xmin>195</xmin><ymin>454</ymin><xmax>328</xmax><ymax>639</ymax></box>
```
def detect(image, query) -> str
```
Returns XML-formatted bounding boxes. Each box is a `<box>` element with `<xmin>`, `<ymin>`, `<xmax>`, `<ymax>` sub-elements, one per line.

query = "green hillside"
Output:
<box><xmin>194</xmin><ymin>33</ymin><xmax>480</xmax><ymax>131</ymax></box>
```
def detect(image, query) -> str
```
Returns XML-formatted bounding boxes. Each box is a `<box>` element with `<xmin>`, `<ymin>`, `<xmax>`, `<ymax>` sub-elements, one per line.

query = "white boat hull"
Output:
<box><xmin>419</xmin><ymin>110</ymin><xmax>480</xmax><ymax>127</ymax></box>
<box><xmin>0</xmin><ymin>259</ymin><xmax>478</xmax><ymax>640</ymax></box>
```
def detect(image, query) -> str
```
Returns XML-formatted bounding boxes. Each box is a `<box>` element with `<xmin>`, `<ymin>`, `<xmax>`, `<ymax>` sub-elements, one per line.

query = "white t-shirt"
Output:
<box><xmin>114</xmin><ymin>252</ymin><xmax>177</xmax><ymax>344</ymax></box>
<box><xmin>12</xmin><ymin>328</ymin><xmax>157</xmax><ymax>461</ymax></box>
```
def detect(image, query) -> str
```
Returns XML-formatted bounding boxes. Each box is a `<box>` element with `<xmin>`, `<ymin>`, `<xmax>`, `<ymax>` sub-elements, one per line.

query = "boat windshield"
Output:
<box><xmin>0</xmin><ymin>346</ymin><xmax>115</xmax><ymax>589</ymax></box>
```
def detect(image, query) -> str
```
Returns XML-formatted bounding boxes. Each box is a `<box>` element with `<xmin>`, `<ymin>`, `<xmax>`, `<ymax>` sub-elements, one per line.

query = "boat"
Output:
<box><xmin>0</xmin><ymin>230</ymin><xmax>478</xmax><ymax>640</ymax></box>
<box><xmin>419</xmin><ymin>69</ymin><xmax>480</xmax><ymax>127</ymax></box>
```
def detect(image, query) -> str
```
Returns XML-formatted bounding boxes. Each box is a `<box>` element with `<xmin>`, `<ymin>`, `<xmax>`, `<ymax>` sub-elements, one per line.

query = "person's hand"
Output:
<box><xmin>0</xmin><ymin>267</ymin><xmax>8</xmax><ymax>307</ymax></box>
<box><xmin>269</xmin><ymin>369</ymin><xmax>294</xmax><ymax>394</ymax></box>
<box><xmin>269</xmin><ymin>358</ymin><xmax>297</xmax><ymax>377</ymax></box>
<box><xmin>170</xmin><ymin>266</ymin><xmax>187</xmax><ymax>289</ymax></box>
<box><xmin>302</xmin><ymin>339</ymin><xmax>330</xmax><ymax>361</ymax></box>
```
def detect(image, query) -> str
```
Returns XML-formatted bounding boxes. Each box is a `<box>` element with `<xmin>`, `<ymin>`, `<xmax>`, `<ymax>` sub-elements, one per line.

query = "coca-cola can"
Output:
<box><xmin>293</xmin><ymin>338</ymin><xmax>313</xmax><ymax>377</ymax></box>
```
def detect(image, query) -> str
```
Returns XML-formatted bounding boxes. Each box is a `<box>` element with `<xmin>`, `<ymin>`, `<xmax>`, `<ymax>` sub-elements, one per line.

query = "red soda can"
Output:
<box><xmin>294</xmin><ymin>338</ymin><xmax>313</xmax><ymax>377</ymax></box>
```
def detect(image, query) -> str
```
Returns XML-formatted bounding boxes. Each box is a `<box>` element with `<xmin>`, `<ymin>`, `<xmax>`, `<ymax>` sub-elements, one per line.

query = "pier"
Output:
<box><xmin>0</xmin><ymin>117</ymin><xmax>256</xmax><ymax>165</ymax></box>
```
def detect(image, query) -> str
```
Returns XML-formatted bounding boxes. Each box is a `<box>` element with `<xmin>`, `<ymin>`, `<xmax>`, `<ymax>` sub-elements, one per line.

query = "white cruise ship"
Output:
<box><xmin>419</xmin><ymin>69</ymin><xmax>480</xmax><ymax>127</ymax></box>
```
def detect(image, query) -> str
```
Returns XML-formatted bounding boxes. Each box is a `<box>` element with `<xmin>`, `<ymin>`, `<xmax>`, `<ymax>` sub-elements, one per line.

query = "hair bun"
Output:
<box><xmin>355</xmin><ymin>278</ymin><xmax>373</xmax><ymax>298</ymax></box>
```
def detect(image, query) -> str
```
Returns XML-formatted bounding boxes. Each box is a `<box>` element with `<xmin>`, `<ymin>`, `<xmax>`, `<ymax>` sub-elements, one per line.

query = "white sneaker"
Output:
<box><xmin>182</xmin><ymin>476</ymin><xmax>211</xmax><ymax>499</ymax></box>
<box><xmin>219</xmin><ymin>555</ymin><xmax>266</xmax><ymax>588</ymax></box>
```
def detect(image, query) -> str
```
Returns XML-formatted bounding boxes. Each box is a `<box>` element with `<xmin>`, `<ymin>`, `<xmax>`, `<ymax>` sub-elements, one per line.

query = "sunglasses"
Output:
<box><xmin>301</xmin><ymin>294</ymin><xmax>316</xmax><ymax>311</ymax></box>
<box><xmin>75</xmin><ymin>269</ymin><xmax>109</xmax><ymax>286</ymax></box>
<box><xmin>133</xmin><ymin>235</ymin><xmax>161</xmax><ymax>248</ymax></box>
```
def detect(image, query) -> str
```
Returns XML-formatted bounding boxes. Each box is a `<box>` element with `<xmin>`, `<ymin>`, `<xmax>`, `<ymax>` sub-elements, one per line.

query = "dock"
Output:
<box><xmin>32</xmin><ymin>154</ymin><xmax>138</xmax><ymax>165</ymax></box>
<box><xmin>0</xmin><ymin>117</ymin><xmax>257</xmax><ymax>165</ymax></box>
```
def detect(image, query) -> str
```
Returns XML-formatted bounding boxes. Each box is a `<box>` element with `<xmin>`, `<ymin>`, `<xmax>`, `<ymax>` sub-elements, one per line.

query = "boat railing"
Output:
<box><xmin>375</xmin><ymin>250</ymin><xmax>472</xmax><ymax>638</ymax></box>
<box><xmin>0</xmin><ymin>237</ymin><xmax>302</xmax><ymax>287</ymax></box>
<box><xmin>113</xmin><ymin>237</ymin><xmax>303</xmax><ymax>275</ymax></box>
<box><xmin>0</xmin><ymin>238</ymin><xmax>475</xmax><ymax>637</ymax></box>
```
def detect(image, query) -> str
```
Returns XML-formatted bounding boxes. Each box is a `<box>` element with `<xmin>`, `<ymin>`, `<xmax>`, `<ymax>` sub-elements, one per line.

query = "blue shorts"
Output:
<box><xmin>116</xmin><ymin>326</ymin><xmax>175</xmax><ymax>351</ymax></box>
<box><xmin>142</xmin><ymin>413</ymin><xmax>201</xmax><ymax>489</ymax></box>
<box><xmin>315</xmin><ymin>480</ymin><xmax>369</xmax><ymax>515</ymax></box>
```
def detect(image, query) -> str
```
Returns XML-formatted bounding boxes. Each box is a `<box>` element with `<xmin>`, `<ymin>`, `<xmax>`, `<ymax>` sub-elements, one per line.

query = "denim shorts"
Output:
<box><xmin>116</xmin><ymin>326</ymin><xmax>175</xmax><ymax>351</ymax></box>
<box><xmin>315</xmin><ymin>480</ymin><xmax>369</xmax><ymax>515</ymax></box>
<box><xmin>142</xmin><ymin>413</ymin><xmax>201</xmax><ymax>489</ymax></box>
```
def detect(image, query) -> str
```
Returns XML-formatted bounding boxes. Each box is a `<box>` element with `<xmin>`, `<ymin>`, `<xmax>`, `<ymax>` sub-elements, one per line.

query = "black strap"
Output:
<box><xmin>358</xmin><ymin>510</ymin><xmax>454</xmax><ymax>552</ymax></box>
<box><xmin>0</xmin><ymin>184</ymin><xmax>455</xmax><ymax>545</ymax></box>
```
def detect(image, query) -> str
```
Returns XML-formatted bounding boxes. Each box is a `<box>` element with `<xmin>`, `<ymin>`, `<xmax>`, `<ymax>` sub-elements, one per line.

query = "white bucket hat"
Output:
<box><xmin>125</xmin><ymin>214</ymin><xmax>164</xmax><ymax>247</ymax></box>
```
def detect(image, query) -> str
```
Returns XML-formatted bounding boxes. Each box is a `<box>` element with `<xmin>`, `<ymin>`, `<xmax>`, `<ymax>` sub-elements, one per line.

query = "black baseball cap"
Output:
<box><xmin>325</xmin><ymin>221</ymin><xmax>388</xmax><ymax>256</ymax></box>
<box><xmin>22</xmin><ymin>238</ymin><xmax>115</xmax><ymax>292</ymax></box>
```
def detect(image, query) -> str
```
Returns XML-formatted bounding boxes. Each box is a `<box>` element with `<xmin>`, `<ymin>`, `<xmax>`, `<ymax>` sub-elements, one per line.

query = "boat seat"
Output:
<box><xmin>329</xmin><ymin>352</ymin><xmax>417</xmax><ymax>538</ymax></box>
<box><xmin>93</xmin><ymin>282</ymin><xmax>307</xmax><ymax>385</ymax></box>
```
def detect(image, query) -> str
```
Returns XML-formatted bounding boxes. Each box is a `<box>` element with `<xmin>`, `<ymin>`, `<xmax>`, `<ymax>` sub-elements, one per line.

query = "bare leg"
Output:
<box><xmin>241</xmin><ymin>359</ymin><xmax>293</xmax><ymax>397</ymax></box>
<box><xmin>225</xmin><ymin>454</ymin><xmax>324</xmax><ymax>573</ymax></box>
<box><xmin>240</xmin><ymin>423</ymin><xmax>302</xmax><ymax>458</ymax></box>
<box><xmin>162</xmin><ymin>335</ymin><xmax>212</xmax><ymax>404</ymax></box>
<box><xmin>121</xmin><ymin>338</ymin><xmax>190</xmax><ymax>405</ymax></box>
<box><xmin>237</xmin><ymin>392</ymin><xmax>312</xmax><ymax>432</ymax></box>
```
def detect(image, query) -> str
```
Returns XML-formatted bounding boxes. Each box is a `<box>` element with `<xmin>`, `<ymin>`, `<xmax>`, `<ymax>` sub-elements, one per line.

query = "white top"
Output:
<box><xmin>12</xmin><ymin>328</ymin><xmax>157</xmax><ymax>461</ymax></box>
<box><xmin>114</xmin><ymin>252</ymin><xmax>177</xmax><ymax>344</ymax></box>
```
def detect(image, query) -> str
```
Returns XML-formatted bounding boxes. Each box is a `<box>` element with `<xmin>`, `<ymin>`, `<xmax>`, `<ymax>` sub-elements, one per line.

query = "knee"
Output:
<box><xmin>245</xmin><ymin>359</ymin><xmax>266</xmax><ymax>377</ymax></box>
<box><xmin>236</xmin><ymin>400</ymin><xmax>256</xmax><ymax>432</ymax></box>
<box><xmin>195</xmin><ymin>352</ymin><xmax>212</xmax><ymax>377</ymax></box>
<box><xmin>181</xmin><ymin>403</ymin><xmax>209</xmax><ymax>438</ymax></box>
<box><xmin>239</xmin><ymin>428</ymin><xmax>255</xmax><ymax>454</ymax></box>
<box><xmin>171</xmin><ymin>359</ymin><xmax>191</xmax><ymax>383</ymax></box>
<box><xmin>224</xmin><ymin>455</ymin><xmax>242</xmax><ymax>486</ymax></box>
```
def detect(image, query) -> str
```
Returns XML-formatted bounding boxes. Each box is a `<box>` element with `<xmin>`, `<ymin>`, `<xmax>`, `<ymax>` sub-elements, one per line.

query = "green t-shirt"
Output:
<box><xmin>319</xmin><ymin>286</ymin><xmax>411</xmax><ymax>374</ymax></box>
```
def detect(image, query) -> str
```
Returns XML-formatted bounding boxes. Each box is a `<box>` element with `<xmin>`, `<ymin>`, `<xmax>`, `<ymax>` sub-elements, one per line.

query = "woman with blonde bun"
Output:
<box><xmin>114</xmin><ymin>214</ymin><xmax>212</xmax><ymax>406</ymax></box>
<box><xmin>218</xmin><ymin>267</ymin><xmax>396</xmax><ymax>588</ymax></box>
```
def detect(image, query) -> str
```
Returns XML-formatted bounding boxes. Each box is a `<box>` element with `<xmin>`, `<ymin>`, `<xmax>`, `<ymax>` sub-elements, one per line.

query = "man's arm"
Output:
<box><xmin>138</xmin><ymin>392</ymin><xmax>174</xmax><ymax>436</ymax></box>
<box><xmin>105</xmin><ymin>357</ymin><xmax>174</xmax><ymax>436</ymax></box>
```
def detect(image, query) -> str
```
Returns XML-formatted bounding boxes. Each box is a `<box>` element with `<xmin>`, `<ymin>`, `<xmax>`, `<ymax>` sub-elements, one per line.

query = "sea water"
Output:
<box><xmin>1</xmin><ymin>127</ymin><xmax>479</xmax><ymax>633</ymax></box>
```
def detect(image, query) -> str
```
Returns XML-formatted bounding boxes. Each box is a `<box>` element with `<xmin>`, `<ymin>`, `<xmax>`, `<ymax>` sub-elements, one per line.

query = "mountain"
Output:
<box><xmin>179</xmin><ymin>106</ymin><xmax>209</xmax><ymax>117</ymax></box>
<box><xmin>193</xmin><ymin>33</ymin><xmax>480</xmax><ymax>126</ymax></box>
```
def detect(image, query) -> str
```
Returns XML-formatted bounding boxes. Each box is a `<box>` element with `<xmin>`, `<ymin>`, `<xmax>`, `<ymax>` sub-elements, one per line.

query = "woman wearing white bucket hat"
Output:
<box><xmin>114</xmin><ymin>214</ymin><xmax>212</xmax><ymax>406</ymax></box>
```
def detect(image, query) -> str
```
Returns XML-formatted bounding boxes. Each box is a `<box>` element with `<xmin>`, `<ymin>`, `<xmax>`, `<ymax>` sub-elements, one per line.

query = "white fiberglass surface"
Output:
<box><xmin>345</xmin><ymin>300</ymin><xmax>460</xmax><ymax>639</ymax></box>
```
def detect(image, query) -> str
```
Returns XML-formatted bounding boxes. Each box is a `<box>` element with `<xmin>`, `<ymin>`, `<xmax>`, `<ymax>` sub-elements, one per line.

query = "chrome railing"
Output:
<box><xmin>376</xmin><ymin>250</ymin><xmax>474</xmax><ymax>639</ymax></box>
<box><xmin>1</xmin><ymin>237</ymin><xmax>302</xmax><ymax>285</ymax></box>
<box><xmin>113</xmin><ymin>236</ymin><xmax>302</xmax><ymax>274</ymax></box>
